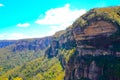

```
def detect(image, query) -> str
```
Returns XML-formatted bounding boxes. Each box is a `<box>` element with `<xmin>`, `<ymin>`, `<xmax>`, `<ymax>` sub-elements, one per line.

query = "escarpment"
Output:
<box><xmin>45</xmin><ymin>6</ymin><xmax>120</xmax><ymax>80</ymax></box>
<box><xmin>65</xmin><ymin>6</ymin><xmax>120</xmax><ymax>80</ymax></box>
<box><xmin>11</xmin><ymin>37</ymin><xmax>52</xmax><ymax>51</ymax></box>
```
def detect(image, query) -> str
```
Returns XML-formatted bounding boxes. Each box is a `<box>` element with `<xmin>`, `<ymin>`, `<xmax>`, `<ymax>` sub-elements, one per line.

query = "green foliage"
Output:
<box><xmin>0</xmin><ymin>47</ymin><xmax>45</xmax><ymax>75</ymax></box>
<box><xmin>60</xmin><ymin>48</ymin><xmax>76</xmax><ymax>63</ymax></box>
<box><xmin>75</xmin><ymin>18</ymin><xmax>87</xmax><ymax>27</ymax></box>
<box><xmin>0</xmin><ymin>37</ymin><xmax>64</xmax><ymax>80</ymax></box>
<box><xmin>73</xmin><ymin>6</ymin><xmax>120</xmax><ymax>28</ymax></box>
<box><xmin>13</xmin><ymin>77</ymin><xmax>23</xmax><ymax>80</ymax></box>
<box><xmin>93</xmin><ymin>7</ymin><xmax>120</xmax><ymax>25</ymax></box>
<box><xmin>0</xmin><ymin>67</ymin><xmax>2</xmax><ymax>71</ymax></box>
<box><xmin>0</xmin><ymin>57</ymin><xmax>64</xmax><ymax>80</ymax></box>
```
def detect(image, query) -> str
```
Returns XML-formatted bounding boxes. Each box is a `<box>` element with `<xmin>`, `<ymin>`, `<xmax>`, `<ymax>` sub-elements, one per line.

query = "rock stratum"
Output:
<box><xmin>65</xmin><ymin>7</ymin><xmax>120</xmax><ymax>80</ymax></box>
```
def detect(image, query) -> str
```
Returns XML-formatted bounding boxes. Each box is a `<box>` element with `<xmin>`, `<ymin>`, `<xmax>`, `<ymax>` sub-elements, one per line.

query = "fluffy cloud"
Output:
<box><xmin>0</xmin><ymin>3</ymin><xmax>4</xmax><ymax>7</ymax></box>
<box><xmin>35</xmin><ymin>4</ymin><xmax>86</xmax><ymax>35</ymax></box>
<box><xmin>17</xmin><ymin>23</ymin><xmax>30</xmax><ymax>27</ymax></box>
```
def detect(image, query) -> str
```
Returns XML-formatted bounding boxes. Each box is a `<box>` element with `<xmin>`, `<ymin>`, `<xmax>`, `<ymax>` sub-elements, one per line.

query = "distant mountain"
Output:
<box><xmin>0</xmin><ymin>37</ymin><xmax>52</xmax><ymax>51</ymax></box>
<box><xmin>0</xmin><ymin>40</ymin><xmax>15</xmax><ymax>48</ymax></box>
<box><xmin>0</xmin><ymin>6</ymin><xmax>120</xmax><ymax>80</ymax></box>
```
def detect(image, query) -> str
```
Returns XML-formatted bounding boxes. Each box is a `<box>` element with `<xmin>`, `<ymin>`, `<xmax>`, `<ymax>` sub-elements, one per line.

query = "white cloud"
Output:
<box><xmin>0</xmin><ymin>3</ymin><xmax>4</xmax><ymax>7</ymax></box>
<box><xmin>17</xmin><ymin>23</ymin><xmax>30</xmax><ymax>27</ymax></box>
<box><xmin>35</xmin><ymin>3</ymin><xmax>86</xmax><ymax>35</ymax></box>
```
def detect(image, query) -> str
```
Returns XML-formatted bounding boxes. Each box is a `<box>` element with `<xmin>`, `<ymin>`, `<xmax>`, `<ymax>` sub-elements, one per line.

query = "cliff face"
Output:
<box><xmin>65</xmin><ymin>7</ymin><xmax>120</xmax><ymax>80</ymax></box>
<box><xmin>46</xmin><ymin>6</ymin><xmax>120</xmax><ymax>80</ymax></box>
<box><xmin>46</xmin><ymin>27</ymin><xmax>76</xmax><ymax>58</ymax></box>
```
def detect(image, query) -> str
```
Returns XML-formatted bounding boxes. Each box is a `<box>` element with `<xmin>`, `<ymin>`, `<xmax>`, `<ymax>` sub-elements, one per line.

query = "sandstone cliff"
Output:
<box><xmin>65</xmin><ymin>6</ymin><xmax>120</xmax><ymax>80</ymax></box>
<box><xmin>46</xmin><ymin>6</ymin><xmax>120</xmax><ymax>80</ymax></box>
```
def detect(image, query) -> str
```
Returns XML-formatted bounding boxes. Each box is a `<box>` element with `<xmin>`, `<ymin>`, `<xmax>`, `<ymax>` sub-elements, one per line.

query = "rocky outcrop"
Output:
<box><xmin>45</xmin><ymin>39</ymin><xmax>59</xmax><ymax>58</ymax></box>
<box><xmin>65</xmin><ymin>52</ymin><xmax>120</xmax><ymax>80</ymax></box>
<box><xmin>46</xmin><ymin>26</ymin><xmax>76</xmax><ymax>58</ymax></box>
<box><xmin>45</xmin><ymin>7</ymin><xmax>120</xmax><ymax>80</ymax></box>
<box><xmin>65</xmin><ymin>6</ymin><xmax>120</xmax><ymax>80</ymax></box>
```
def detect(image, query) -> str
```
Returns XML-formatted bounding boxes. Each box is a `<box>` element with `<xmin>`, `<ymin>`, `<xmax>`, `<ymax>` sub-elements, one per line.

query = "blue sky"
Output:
<box><xmin>0</xmin><ymin>0</ymin><xmax>120</xmax><ymax>40</ymax></box>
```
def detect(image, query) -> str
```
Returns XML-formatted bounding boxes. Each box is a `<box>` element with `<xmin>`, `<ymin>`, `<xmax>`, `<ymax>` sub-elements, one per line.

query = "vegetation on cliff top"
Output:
<box><xmin>73</xmin><ymin>6</ymin><xmax>120</xmax><ymax>28</ymax></box>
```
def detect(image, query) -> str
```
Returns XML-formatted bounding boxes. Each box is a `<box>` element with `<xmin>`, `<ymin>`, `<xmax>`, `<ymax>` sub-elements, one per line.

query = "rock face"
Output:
<box><xmin>64</xmin><ymin>7</ymin><xmax>120</xmax><ymax>80</ymax></box>
<box><xmin>74</xmin><ymin>21</ymin><xmax>117</xmax><ymax>41</ymax></box>
<box><xmin>45</xmin><ymin>7</ymin><xmax>120</xmax><ymax>80</ymax></box>
<box><xmin>46</xmin><ymin>27</ymin><xmax>76</xmax><ymax>58</ymax></box>
<box><xmin>45</xmin><ymin>39</ymin><xmax>59</xmax><ymax>58</ymax></box>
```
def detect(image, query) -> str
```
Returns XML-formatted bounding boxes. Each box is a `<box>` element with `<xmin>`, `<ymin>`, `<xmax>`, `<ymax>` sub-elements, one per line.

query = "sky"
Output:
<box><xmin>0</xmin><ymin>0</ymin><xmax>120</xmax><ymax>40</ymax></box>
